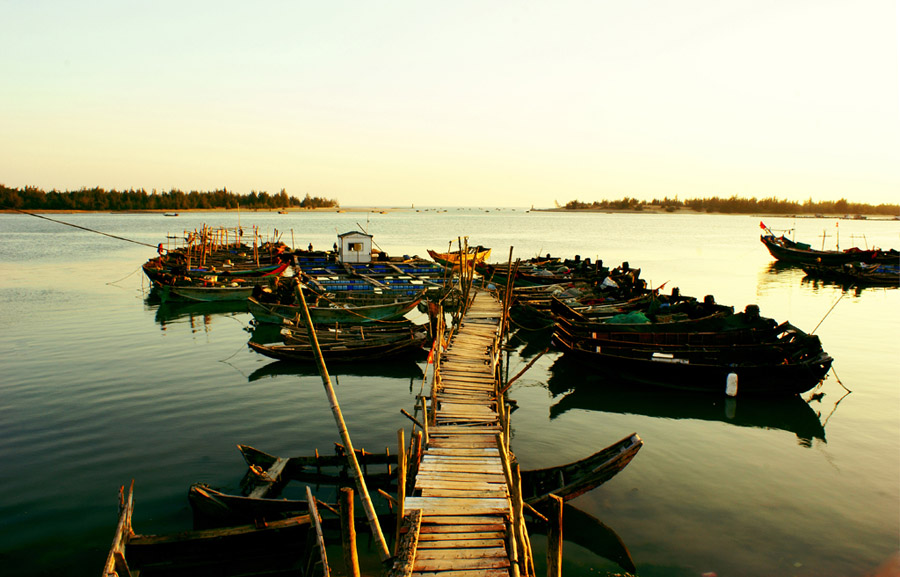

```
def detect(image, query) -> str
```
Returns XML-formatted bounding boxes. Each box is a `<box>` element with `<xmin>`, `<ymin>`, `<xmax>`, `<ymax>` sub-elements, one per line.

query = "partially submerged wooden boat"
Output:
<box><xmin>102</xmin><ymin>481</ymin><xmax>314</xmax><ymax>577</ymax></box>
<box><xmin>189</xmin><ymin>436</ymin><xmax>641</xmax><ymax>525</ymax></box>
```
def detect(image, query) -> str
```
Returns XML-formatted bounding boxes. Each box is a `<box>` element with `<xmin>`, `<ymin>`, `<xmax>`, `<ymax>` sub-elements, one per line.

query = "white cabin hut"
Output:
<box><xmin>337</xmin><ymin>231</ymin><xmax>373</xmax><ymax>264</ymax></box>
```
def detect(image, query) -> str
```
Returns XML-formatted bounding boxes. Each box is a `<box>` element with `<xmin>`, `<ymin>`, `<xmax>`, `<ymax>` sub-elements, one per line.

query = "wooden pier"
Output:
<box><xmin>394</xmin><ymin>289</ymin><xmax>531</xmax><ymax>577</ymax></box>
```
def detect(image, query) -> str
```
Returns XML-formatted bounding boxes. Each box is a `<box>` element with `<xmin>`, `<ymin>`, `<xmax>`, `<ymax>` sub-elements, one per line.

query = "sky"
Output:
<box><xmin>2</xmin><ymin>1</ymin><xmax>898</xmax><ymax>208</ymax></box>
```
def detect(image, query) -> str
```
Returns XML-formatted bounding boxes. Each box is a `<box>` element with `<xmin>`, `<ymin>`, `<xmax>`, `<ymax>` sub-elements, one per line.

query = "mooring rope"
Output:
<box><xmin>7</xmin><ymin>207</ymin><xmax>158</xmax><ymax>249</ymax></box>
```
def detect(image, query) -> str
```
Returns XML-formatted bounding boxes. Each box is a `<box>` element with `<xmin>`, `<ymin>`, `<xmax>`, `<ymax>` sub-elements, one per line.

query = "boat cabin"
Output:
<box><xmin>337</xmin><ymin>231</ymin><xmax>373</xmax><ymax>264</ymax></box>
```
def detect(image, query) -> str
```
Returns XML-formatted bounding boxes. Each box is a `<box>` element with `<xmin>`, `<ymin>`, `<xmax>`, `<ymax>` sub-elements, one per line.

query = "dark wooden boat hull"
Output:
<box><xmin>189</xmin><ymin>438</ymin><xmax>642</xmax><ymax>525</ymax></box>
<box><xmin>802</xmin><ymin>263</ymin><xmax>899</xmax><ymax>287</ymax></box>
<box><xmin>552</xmin><ymin>330</ymin><xmax>833</xmax><ymax>395</ymax></box>
<box><xmin>760</xmin><ymin>234</ymin><xmax>896</xmax><ymax>265</ymax></box>
<box><xmin>247</xmin><ymin>293</ymin><xmax>423</xmax><ymax>325</ymax></box>
<box><xmin>248</xmin><ymin>334</ymin><xmax>426</xmax><ymax>362</ymax></box>
<box><xmin>520</xmin><ymin>433</ymin><xmax>642</xmax><ymax>508</ymax></box>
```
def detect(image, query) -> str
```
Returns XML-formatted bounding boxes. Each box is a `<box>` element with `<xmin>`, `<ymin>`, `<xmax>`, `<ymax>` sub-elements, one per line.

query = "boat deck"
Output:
<box><xmin>401</xmin><ymin>289</ymin><xmax>517</xmax><ymax>577</ymax></box>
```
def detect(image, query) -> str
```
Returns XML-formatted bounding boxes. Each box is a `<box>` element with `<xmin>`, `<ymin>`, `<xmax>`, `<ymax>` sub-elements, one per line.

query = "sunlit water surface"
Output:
<box><xmin>0</xmin><ymin>210</ymin><xmax>897</xmax><ymax>576</ymax></box>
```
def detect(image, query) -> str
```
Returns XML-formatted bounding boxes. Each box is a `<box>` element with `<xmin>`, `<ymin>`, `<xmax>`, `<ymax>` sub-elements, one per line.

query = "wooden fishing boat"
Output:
<box><xmin>553</xmin><ymin>313</ymin><xmax>787</xmax><ymax>351</ymax></box>
<box><xmin>546</xmin><ymin>356</ymin><xmax>827</xmax><ymax>444</ymax></box>
<box><xmin>552</xmin><ymin>326</ymin><xmax>833</xmax><ymax>395</ymax></box>
<box><xmin>279</xmin><ymin>320</ymin><xmax>427</xmax><ymax>345</ymax></box>
<box><xmin>189</xmin><ymin>437</ymin><xmax>641</xmax><ymax>525</ymax></box>
<box><xmin>102</xmin><ymin>481</ymin><xmax>314</xmax><ymax>577</ymax></box>
<box><xmin>247</xmin><ymin>290</ymin><xmax>424</xmax><ymax>325</ymax></box>
<box><xmin>142</xmin><ymin>260</ymin><xmax>288</xmax><ymax>283</ymax></box>
<box><xmin>153</xmin><ymin>281</ymin><xmax>260</xmax><ymax>303</ymax></box>
<box><xmin>248</xmin><ymin>331</ymin><xmax>427</xmax><ymax>362</ymax></box>
<box><xmin>519</xmin><ymin>433</ymin><xmax>642</xmax><ymax>509</ymax></box>
<box><xmin>760</xmin><ymin>233</ymin><xmax>897</xmax><ymax>265</ymax></box>
<box><xmin>802</xmin><ymin>262</ymin><xmax>899</xmax><ymax>287</ymax></box>
<box><xmin>551</xmin><ymin>294</ymin><xmax>740</xmax><ymax>334</ymax></box>
<box><xmin>427</xmin><ymin>245</ymin><xmax>491</xmax><ymax>269</ymax></box>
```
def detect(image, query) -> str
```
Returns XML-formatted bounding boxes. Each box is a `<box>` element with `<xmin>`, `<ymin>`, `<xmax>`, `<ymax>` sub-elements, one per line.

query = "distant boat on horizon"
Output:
<box><xmin>164</xmin><ymin>213</ymin><xmax>179</xmax><ymax>217</ymax></box>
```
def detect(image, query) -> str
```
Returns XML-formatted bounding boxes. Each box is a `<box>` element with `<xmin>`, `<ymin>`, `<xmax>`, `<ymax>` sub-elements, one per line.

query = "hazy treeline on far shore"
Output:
<box><xmin>560</xmin><ymin>196</ymin><xmax>899</xmax><ymax>216</ymax></box>
<box><xmin>0</xmin><ymin>185</ymin><xmax>338</xmax><ymax>211</ymax></box>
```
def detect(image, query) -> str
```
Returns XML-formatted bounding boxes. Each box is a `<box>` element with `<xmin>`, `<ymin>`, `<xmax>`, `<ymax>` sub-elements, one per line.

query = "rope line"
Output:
<box><xmin>8</xmin><ymin>208</ymin><xmax>158</xmax><ymax>248</ymax></box>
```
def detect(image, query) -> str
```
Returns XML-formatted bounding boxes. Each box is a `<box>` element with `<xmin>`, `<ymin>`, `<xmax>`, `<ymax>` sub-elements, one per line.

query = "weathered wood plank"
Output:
<box><xmin>420</xmin><ymin>488</ymin><xmax>509</xmax><ymax>499</ymax></box>
<box><xmin>421</xmin><ymin>461</ymin><xmax>502</xmax><ymax>470</ymax></box>
<box><xmin>412</xmin><ymin>557</ymin><xmax>510</xmax><ymax>571</ymax></box>
<box><xmin>404</xmin><ymin>497</ymin><xmax>510</xmax><ymax>515</ymax></box>
<box><xmin>422</xmin><ymin>456</ymin><xmax>501</xmax><ymax>464</ymax></box>
<box><xmin>415</xmin><ymin>479</ymin><xmax>505</xmax><ymax>491</ymax></box>
<box><xmin>424</xmin><ymin>448</ymin><xmax>500</xmax><ymax>456</ymax></box>
<box><xmin>418</xmin><ymin>524</ymin><xmax>506</xmax><ymax>533</ymax></box>
<box><xmin>412</xmin><ymin>569</ymin><xmax>509</xmax><ymax>577</ymax></box>
<box><xmin>418</xmin><ymin>531</ymin><xmax>505</xmax><ymax>540</ymax></box>
<box><xmin>415</xmin><ymin>547</ymin><xmax>508</xmax><ymax>560</ymax></box>
<box><xmin>416</xmin><ymin>538</ymin><xmax>506</xmax><ymax>549</ymax></box>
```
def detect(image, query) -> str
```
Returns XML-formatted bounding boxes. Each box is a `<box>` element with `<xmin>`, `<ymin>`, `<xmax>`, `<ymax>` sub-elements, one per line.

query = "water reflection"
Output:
<box><xmin>247</xmin><ymin>358</ymin><xmax>425</xmax><ymax>382</ymax></box>
<box><xmin>759</xmin><ymin>262</ymin><xmax>895</xmax><ymax>296</ymax></box>
<box><xmin>144</xmin><ymin>292</ymin><xmax>250</xmax><ymax>328</ymax></box>
<box><xmin>547</xmin><ymin>355</ymin><xmax>826</xmax><ymax>447</ymax></box>
<box><xmin>528</xmin><ymin>504</ymin><xmax>636</xmax><ymax>574</ymax></box>
<box><xmin>800</xmin><ymin>274</ymin><xmax>894</xmax><ymax>295</ymax></box>
<box><xmin>757</xmin><ymin>261</ymin><xmax>807</xmax><ymax>292</ymax></box>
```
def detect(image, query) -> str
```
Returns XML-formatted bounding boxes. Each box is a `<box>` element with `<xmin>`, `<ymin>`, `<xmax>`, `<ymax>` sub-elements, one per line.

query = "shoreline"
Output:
<box><xmin>2</xmin><ymin>206</ymin><xmax>897</xmax><ymax>219</ymax></box>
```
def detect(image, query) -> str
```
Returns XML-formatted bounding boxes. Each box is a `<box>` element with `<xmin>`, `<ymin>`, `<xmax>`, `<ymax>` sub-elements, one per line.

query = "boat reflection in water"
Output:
<box><xmin>527</xmin><ymin>503</ymin><xmax>636</xmax><ymax>575</ymax></box>
<box><xmin>247</xmin><ymin>358</ymin><xmax>425</xmax><ymax>383</ymax></box>
<box><xmin>145</xmin><ymin>292</ymin><xmax>250</xmax><ymax>329</ymax></box>
<box><xmin>547</xmin><ymin>355</ymin><xmax>827</xmax><ymax>447</ymax></box>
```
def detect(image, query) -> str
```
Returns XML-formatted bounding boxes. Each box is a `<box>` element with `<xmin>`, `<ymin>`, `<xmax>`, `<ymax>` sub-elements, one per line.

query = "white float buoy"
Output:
<box><xmin>725</xmin><ymin>372</ymin><xmax>738</xmax><ymax>397</ymax></box>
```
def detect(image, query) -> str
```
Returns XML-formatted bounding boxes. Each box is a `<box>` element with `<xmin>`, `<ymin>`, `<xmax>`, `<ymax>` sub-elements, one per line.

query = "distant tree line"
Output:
<box><xmin>563</xmin><ymin>195</ymin><xmax>899</xmax><ymax>216</ymax></box>
<box><xmin>0</xmin><ymin>185</ymin><xmax>338</xmax><ymax>211</ymax></box>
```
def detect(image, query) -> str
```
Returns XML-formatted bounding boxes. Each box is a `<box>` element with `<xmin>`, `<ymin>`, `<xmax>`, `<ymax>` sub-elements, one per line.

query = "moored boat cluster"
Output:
<box><xmin>106</xmin><ymin>226</ymin><xmax>839</xmax><ymax>576</ymax></box>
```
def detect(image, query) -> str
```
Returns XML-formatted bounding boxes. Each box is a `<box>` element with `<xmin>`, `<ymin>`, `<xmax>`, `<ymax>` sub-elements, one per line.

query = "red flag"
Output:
<box><xmin>759</xmin><ymin>221</ymin><xmax>767</xmax><ymax>230</ymax></box>
<box><xmin>426</xmin><ymin>339</ymin><xmax>436</xmax><ymax>364</ymax></box>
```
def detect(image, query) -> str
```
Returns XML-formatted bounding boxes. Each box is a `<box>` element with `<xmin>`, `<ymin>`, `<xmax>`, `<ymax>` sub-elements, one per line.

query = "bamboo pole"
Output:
<box><xmin>339</xmin><ymin>487</ymin><xmax>360</xmax><ymax>577</ymax></box>
<box><xmin>547</xmin><ymin>494</ymin><xmax>564</xmax><ymax>577</ymax></box>
<box><xmin>419</xmin><ymin>396</ymin><xmax>430</xmax><ymax>444</ymax></box>
<box><xmin>497</xmin><ymin>433</ymin><xmax>522</xmax><ymax>577</ymax></box>
<box><xmin>513</xmin><ymin>461</ymin><xmax>536</xmax><ymax>577</ymax></box>
<box><xmin>395</xmin><ymin>428</ymin><xmax>406</xmax><ymax>555</ymax></box>
<box><xmin>500</xmin><ymin>347</ymin><xmax>550</xmax><ymax>396</ymax></box>
<box><xmin>306</xmin><ymin>486</ymin><xmax>331</xmax><ymax>577</ymax></box>
<box><xmin>296</xmin><ymin>284</ymin><xmax>392</xmax><ymax>562</ymax></box>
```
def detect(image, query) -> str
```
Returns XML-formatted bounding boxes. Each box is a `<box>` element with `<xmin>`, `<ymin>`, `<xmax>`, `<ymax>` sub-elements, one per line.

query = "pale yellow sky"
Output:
<box><xmin>2</xmin><ymin>1</ymin><xmax>898</xmax><ymax>207</ymax></box>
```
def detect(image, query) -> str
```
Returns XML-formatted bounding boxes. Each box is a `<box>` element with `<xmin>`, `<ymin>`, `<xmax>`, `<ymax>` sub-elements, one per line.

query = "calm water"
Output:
<box><xmin>0</xmin><ymin>210</ymin><xmax>897</xmax><ymax>577</ymax></box>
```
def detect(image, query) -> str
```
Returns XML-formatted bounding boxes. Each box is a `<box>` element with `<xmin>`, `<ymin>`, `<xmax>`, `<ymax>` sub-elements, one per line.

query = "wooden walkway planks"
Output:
<box><xmin>404</xmin><ymin>289</ymin><xmax>514</xmax><ymax>577</ymax></box>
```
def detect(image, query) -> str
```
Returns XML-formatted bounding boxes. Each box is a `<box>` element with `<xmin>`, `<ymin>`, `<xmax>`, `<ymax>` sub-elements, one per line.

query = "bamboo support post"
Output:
<box><xmin>419</xmin><ymin>396</ymin><xmax>429</xmax><ymax>444</ymax></box>
<box><xmin>547</xmin><ymin>494</ymin><xmax>564</xmax><ymax>577</ymax></box>
<box><xmin>306</xmin><ymin>486</ymin><xmax>331</xmax><ymax>577</ymax></box>
<box><xmin>339</xmin><ymin>487</ymin><xmax>360</xmax><ymax>577</ymax></box>
<box><xmin>296</xmin><ymin>285</ymin><xmax>392</xmax><ymax>562</ymax></box>
<box><xmin>513</xmin><ymin>461</ymin><xmax>536</xmax><ymax>577</ymax></box>
<box><xmin>395</xmin><ymin>428</ymin><xmax>406</xmax><ymax>554</ymax></box>
<box><xmin>497</xmin><ymin>434</ymin><xmax>522</xmax><ymax>577</ymax></box>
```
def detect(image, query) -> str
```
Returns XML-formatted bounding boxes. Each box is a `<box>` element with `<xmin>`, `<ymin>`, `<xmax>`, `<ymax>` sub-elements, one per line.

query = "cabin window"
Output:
<box><xmin>348</xmin><ymin>242</ymin><xmax>364</xmax><ymax>252</ymax></box>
